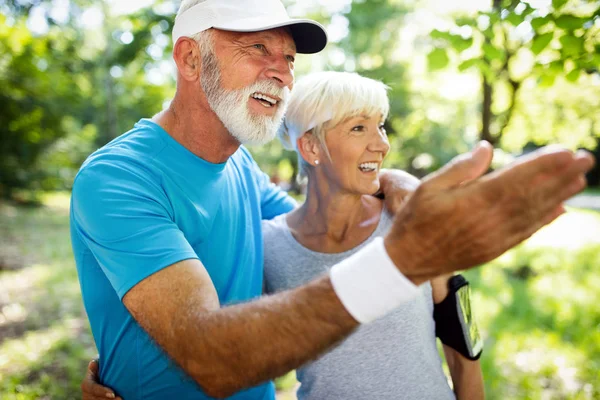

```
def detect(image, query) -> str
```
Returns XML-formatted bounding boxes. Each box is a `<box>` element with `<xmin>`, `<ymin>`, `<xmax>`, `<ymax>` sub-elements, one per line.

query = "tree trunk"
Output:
<box><xmin>480</xmin><ymin>76</ymin><xmax>495</xmax><ymax>145</ymax></box>
<box><xmin>479</xmin><ymin>0</ymin><xmax>503</xmax><ymax>146</ymax></box>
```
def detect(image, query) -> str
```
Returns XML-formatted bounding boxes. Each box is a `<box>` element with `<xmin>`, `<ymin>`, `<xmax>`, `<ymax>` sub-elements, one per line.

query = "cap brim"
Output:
<box><xmin>213</xmin><ymin>18</ymin><xmax>328</xmax><ymax>54</ymax></box>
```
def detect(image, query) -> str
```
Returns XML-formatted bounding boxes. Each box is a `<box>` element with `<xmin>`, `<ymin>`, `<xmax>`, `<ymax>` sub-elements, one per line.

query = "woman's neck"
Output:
<box><xmin>286</xmin><ymin>177</ymin><xmax>383</xmax><ymax>253</ymax></box>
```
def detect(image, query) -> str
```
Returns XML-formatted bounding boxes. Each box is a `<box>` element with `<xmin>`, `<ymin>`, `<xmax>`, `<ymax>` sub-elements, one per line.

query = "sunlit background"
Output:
<box><xmin>1</xmin><ymin>0</ymin><xmax>599</xmax><ymax>399</ymax></box>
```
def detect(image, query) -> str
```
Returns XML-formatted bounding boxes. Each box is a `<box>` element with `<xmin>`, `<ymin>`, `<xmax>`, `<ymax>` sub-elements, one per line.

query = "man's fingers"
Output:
<box><xmin>424</xmin><ymin>141</ymin><xmax>493</xmax><ymax>189</ymax></box>
<box><xmin>82</xmin><ymin>359</ymin><xmax>117</xmax><ymax>399</ymax></box>
<box><xmin>533</xmin><ymin>155</ymin><xmax>591</xmax><ymax>216</ymax></box>
<box><xmin>502</xmin><ymin>146</ymin><xmax>593</xmax><ymax>184</ymax></box>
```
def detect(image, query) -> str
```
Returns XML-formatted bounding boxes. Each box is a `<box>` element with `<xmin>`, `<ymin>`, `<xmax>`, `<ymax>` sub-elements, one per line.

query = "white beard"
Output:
<box><xmin>201</xmin><ymin>49</ymin><xmax>290</xmax><ymax>146</ymax></box>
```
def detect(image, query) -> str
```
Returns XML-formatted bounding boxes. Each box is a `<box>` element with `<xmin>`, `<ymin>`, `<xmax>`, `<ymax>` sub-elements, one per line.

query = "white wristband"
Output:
<box><xmin>330</xmin><ymin>237</ymin><xmax>419</xmax><ymax>324</ymax></box>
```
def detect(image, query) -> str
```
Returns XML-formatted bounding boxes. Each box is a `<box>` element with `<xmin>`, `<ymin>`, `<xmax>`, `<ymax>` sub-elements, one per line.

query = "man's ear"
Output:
<box><xmin>173</xmin><ymin>37</ymin><xmax>201</xmax><ymax>82</ymax></box>
<box><xmin>297</xmin><ymin>132</ymin><xmax>322</xmax><ymax>167</ymax></box>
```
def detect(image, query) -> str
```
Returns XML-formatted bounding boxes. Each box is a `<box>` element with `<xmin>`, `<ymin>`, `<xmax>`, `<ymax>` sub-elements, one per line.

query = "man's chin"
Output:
<box><xmin>237</xmin><ymin>129</ymin><xmax>278</xmax><ymax>146</ymax></box>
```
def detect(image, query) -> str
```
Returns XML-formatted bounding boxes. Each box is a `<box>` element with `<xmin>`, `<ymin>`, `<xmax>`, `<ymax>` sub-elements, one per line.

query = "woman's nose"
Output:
<box><xmin>370</xmin><ymin>131</ymin><xmax>390</xmax><ymax>154</ymax></box>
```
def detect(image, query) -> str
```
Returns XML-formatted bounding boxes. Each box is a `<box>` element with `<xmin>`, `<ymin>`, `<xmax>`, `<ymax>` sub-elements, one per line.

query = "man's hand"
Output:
<box><xmin>81</xmin><ymin>359</ymin><xmax>121</xmax><ymax>400</ymax></box>
<box><xmin>384</xmin><ymin>142</ymin><xmax>594</xmax><ymax>285</ymax></box>
<box><xmin>377</xmin><ymin>169</ymin><xmax>421</xmax><ymax>214</ymax></box>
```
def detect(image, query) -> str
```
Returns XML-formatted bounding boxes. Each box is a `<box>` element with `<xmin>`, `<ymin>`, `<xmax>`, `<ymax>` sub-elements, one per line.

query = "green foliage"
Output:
<box><xmin>531</xmin><ymin>32</ymin><xmax>554</xmax><ymax>55</ymax></box>
<box><xmin>427</xmin><ymin>48</ymin><xmax>450</xmax><ymax>70</ymax></box>
<box><xmin>0</xmin><ymin>16</ymin><xmax>76</xmax><ymax>196</ymax></box>
<box><xmin>0</xmin><ymin>2</ymin><xmax>174</xmax><ymax>196</ymax></box>
<box><xmin>425</xmin><ymin>0</ymin><xmax>600</xmax><ymax>147</ymax></box>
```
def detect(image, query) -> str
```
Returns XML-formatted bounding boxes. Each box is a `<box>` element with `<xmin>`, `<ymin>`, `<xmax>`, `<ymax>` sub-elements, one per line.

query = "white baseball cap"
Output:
<box><xmin>172</xmin><ymin>0</ymin><xmax>328</xmax><ymax>54</ymax></box>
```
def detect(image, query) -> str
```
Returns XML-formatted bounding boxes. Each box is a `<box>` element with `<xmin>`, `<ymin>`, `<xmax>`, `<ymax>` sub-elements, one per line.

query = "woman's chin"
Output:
<box><xmin>358</xmin><ymin>183</ymin><xmax>380</xmax><ymax>196</ymax></box>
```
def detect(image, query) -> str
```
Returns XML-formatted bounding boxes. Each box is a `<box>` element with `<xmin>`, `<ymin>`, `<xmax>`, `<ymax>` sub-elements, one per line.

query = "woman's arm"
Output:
<box><xmin>431</xmin><ymin>275</ymin><xmax>485</xmax><ymax>400</ymax></box>
<box><xmin>442</xmin><ymin>344</ymin><xmax>485</xmax><ymax>399</ymax></box>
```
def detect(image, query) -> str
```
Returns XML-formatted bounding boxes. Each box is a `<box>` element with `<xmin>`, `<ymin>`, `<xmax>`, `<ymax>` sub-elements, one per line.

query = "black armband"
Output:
<box><xmin>433</xmin><ymin>274</ymin><xmax>483</xmax><ymax>360</ymax></box>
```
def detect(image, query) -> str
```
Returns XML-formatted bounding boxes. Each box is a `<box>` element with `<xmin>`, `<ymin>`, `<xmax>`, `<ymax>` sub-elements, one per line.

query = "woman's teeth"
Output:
<box><xmin>359</xmin><ymin>162</ymin><xmax>378</xmax><ymax>172</ymax></box>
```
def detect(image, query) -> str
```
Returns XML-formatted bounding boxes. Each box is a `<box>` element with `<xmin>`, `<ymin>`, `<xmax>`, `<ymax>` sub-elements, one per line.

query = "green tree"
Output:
<box><xmin>426</xmin><ymin>0</ymin><xmax>600</xmax><ymax>147</ymax></box>
<box><xmin>0</xmin><ymin>1</ymin><xmax>175</xmax><ymax>196</ymax></box>
<box><xmin>0</xmin><ymin>14</ymin><xmax>80</xmax><ymax>197</ymax></box>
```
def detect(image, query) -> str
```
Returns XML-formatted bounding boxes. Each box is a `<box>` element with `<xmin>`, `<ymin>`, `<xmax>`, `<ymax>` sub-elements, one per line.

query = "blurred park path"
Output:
<box><xmin>566</xmin><ymin>193</ymin><xmax>600</xmax><ymax>211</ymax></box>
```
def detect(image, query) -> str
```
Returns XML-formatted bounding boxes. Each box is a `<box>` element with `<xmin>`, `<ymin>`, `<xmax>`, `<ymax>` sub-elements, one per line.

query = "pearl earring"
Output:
<box><xmin>314</xmin><ymin>159</ymin><xmax>319</xmax><ymax>165</ymax></box>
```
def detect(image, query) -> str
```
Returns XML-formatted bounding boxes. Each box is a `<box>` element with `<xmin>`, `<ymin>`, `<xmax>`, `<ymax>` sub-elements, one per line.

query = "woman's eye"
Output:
<box><xmin>351</xmin><ymin>125</ymin><xmax>365</xmax><ymax>132</ymax></box>
<box><xmin>379</xmin><ymin>124</ymin><xmax>386</xmax><ymax>132</ymax></box>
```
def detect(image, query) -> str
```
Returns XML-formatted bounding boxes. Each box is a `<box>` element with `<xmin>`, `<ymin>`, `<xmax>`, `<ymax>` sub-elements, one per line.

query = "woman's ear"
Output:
<box><xmin>297</xmin><ymin>132</ymin><xmax>321</xmax><ymax>167</ymax></box>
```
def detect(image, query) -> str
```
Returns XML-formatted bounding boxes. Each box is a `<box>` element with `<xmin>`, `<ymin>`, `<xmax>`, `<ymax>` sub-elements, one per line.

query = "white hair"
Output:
<box><xmin>278</xmin><ymin>71</ymin><xmax>390</xmax><ymax>178</ymax></box>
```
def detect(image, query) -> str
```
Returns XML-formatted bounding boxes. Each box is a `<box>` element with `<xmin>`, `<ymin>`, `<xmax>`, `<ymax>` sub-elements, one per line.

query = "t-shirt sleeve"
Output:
<box><xmin>242</xmin><ymin>147</ymin><xmax>297</xmax><ymax>220</ymax></box>
<box><xmin>71</xmin><ymin>160</ymin><xmax>199</xmax><ymax>299</ymax></box>
<box><xmin>257</xmin><ymin>169</ymin><xmax>297</xmax><ymax>220</ymax></box>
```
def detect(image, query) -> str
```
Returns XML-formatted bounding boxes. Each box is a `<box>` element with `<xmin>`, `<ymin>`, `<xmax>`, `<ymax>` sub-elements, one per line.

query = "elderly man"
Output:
<box><xmin>72</xmin><ymin>0</ymin><xmax>594</xmax><ymax>399</ymax></box>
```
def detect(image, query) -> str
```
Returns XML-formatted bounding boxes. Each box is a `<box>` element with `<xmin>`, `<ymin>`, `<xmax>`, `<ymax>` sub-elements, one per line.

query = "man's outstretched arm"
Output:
<box><xmin>115</xmin><ymin>143</ymin><xmax>592</xmax><ymax>397</ymax></box>
<box><xmin>124</xmin><ymin>260</ymin><xmax>356</xmax><ymax>398</ymax></box>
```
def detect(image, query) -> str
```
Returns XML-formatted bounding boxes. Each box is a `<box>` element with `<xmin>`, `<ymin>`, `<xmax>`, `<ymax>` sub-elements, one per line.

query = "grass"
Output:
<box><xmin>1</xmin><ymin>193</ymin><xmax>599</xmax><ymax>399</ymax></box>
<box><xmin>0</xmin><ymin>195</ymin><xmax>96</xmax><ymax>399</ymax></box>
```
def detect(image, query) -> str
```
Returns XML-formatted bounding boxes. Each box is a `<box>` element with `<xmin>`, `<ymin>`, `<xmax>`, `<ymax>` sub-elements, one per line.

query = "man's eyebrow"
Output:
<box><xmin>241</xmin><ymin>31</ymin><xmax>296</xmax><ymax>53</ymax></box>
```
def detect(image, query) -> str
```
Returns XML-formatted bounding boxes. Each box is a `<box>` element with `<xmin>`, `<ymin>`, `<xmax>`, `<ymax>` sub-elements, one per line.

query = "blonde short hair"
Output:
<box><xmin>278</xmin><ymin>71</ymin><xmax>389</xmax><ymax>178</ymax></box>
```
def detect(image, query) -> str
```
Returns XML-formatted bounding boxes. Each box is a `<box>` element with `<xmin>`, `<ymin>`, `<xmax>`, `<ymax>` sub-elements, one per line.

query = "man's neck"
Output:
<box><xmin>152</xmin><ymin>93</ymin><xmax>240</xmax><ymax>164</ymax></box>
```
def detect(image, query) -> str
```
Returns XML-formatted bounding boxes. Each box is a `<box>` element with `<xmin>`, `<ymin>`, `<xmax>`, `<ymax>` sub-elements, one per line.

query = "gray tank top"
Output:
<box><xmin>262</xmin><ymin>211</ymin><xmax>456</xmax><ymax>400</ymax></box>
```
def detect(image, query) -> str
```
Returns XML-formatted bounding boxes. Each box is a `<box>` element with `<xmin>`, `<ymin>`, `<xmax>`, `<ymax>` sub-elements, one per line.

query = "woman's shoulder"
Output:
<box><xmin>261</xmin><ymin>213</ymin><xmax>289</xmax><ymax>239</ymax></box>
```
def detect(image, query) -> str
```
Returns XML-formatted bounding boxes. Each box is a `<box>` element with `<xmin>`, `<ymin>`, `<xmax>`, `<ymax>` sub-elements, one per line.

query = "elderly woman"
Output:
<box><xmin>262</xmin><ymin>71</ymin><xmax>484</xmax><ymax>399</ymax></box>
<box><xmin>81</xmin><ymin>71</ymin><xmax>484</xmax><ymax>399</ymax></box>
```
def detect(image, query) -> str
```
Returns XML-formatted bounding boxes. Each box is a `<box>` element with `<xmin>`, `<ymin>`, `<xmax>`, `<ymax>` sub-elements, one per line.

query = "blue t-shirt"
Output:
<box><xmin>70</xmin><ymin>119</ymin><xmax>296</xmax><ymax>399</ymax></box>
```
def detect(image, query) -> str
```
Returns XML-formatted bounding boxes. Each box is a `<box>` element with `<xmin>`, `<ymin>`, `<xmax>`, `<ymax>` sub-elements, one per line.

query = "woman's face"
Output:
<box><xmin>319</xmin><ymin>113</ymin><xmax>390</xmax><ymax>195</ymax></box>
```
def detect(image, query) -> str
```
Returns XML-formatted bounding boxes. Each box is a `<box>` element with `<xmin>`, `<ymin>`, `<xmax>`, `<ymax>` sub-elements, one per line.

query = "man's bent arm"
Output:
<box><xmin>123</xmin><ymin>259</ymin><xmax>357</xmax><ymax>398</ymax></box>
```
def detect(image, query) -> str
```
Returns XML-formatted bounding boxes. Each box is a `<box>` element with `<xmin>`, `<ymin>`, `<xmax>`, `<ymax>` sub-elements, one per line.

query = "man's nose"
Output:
<box><xmin>264</xmin><ymin>55</ymin><xmax>294</xmax><ymax>88</ymax></box>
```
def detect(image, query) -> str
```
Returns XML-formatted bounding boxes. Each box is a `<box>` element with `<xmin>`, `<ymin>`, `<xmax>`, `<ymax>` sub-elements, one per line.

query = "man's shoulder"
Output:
<box><xmin>75</xmin><ymin>121</ymin><xmax>167</xmax><ymax>188</ymax></box>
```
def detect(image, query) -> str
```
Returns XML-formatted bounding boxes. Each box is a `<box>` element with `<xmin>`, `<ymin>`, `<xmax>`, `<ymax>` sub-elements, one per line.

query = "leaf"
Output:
<box><xmin>505</xmin><ymin>12</ymin><xmax>524</xmax><ymax>26</ymax></box>
<box><xmin>559</xmin><ymin>35</ymin><xmax>584</xmax><ymax>57</ymax></box>
<box><xmin>565</xmin><ymin>68</ymin><xmax>581</xmax><ymax>82</ymax></box>
<box><xmin>548</xmin><ymin>60</ymin><xmax>564</xmax><ymax>75</ymax></box>
<box><xmin>552</xmin><ymin>0</ymin><xmax>568</xmax><ymax>10</ymax></box>
<box><xmin>531</xmin><ymin>32</ymin><xmax>554</xmax><ymax>55</ymax></box>
<box><xmin>449</xmin><ymin>35</ymin><xmax>474</xmax><ymax>52</ymax></box>
<box><xmin>538</xmin><ymin>73</ymin><xmax>556</xmax><ymax>88</ymax></box>
<box><xmin>427</xmin><ymin>48</ymin><xmax>450</xmax><ymax>71</ymax></box>
<box><xmin>554</xmin><ymin>15</ymin><xmax>586</xmax><ymax>30</ymax></box>
<box><xmin>479</xmin><ymin>62</ymin><xmax>495</xmax><ymax>83</ymax></box>
<box><xmin>483</xmin><ymin>43</ymin><xmax>504</xmax><ymax>61</ymax></box>
<box><xmin>430</xmin><ymin>29</ymin><xmax>454</xmax><ymax>42</ymax></box>
<box><xmin>530</xmin><ymin>16</ymin><xmax>551</xmax><ymax>32</ymax></box>
<box><xmin>455</xmin><ymin>16</ymin><xmax>477</xmax><ymax>27</ymax></box>
<box><xmin>458</xmin><ymin>58</ymin><xmax>479</xmax><ymax>71</ymax></box>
